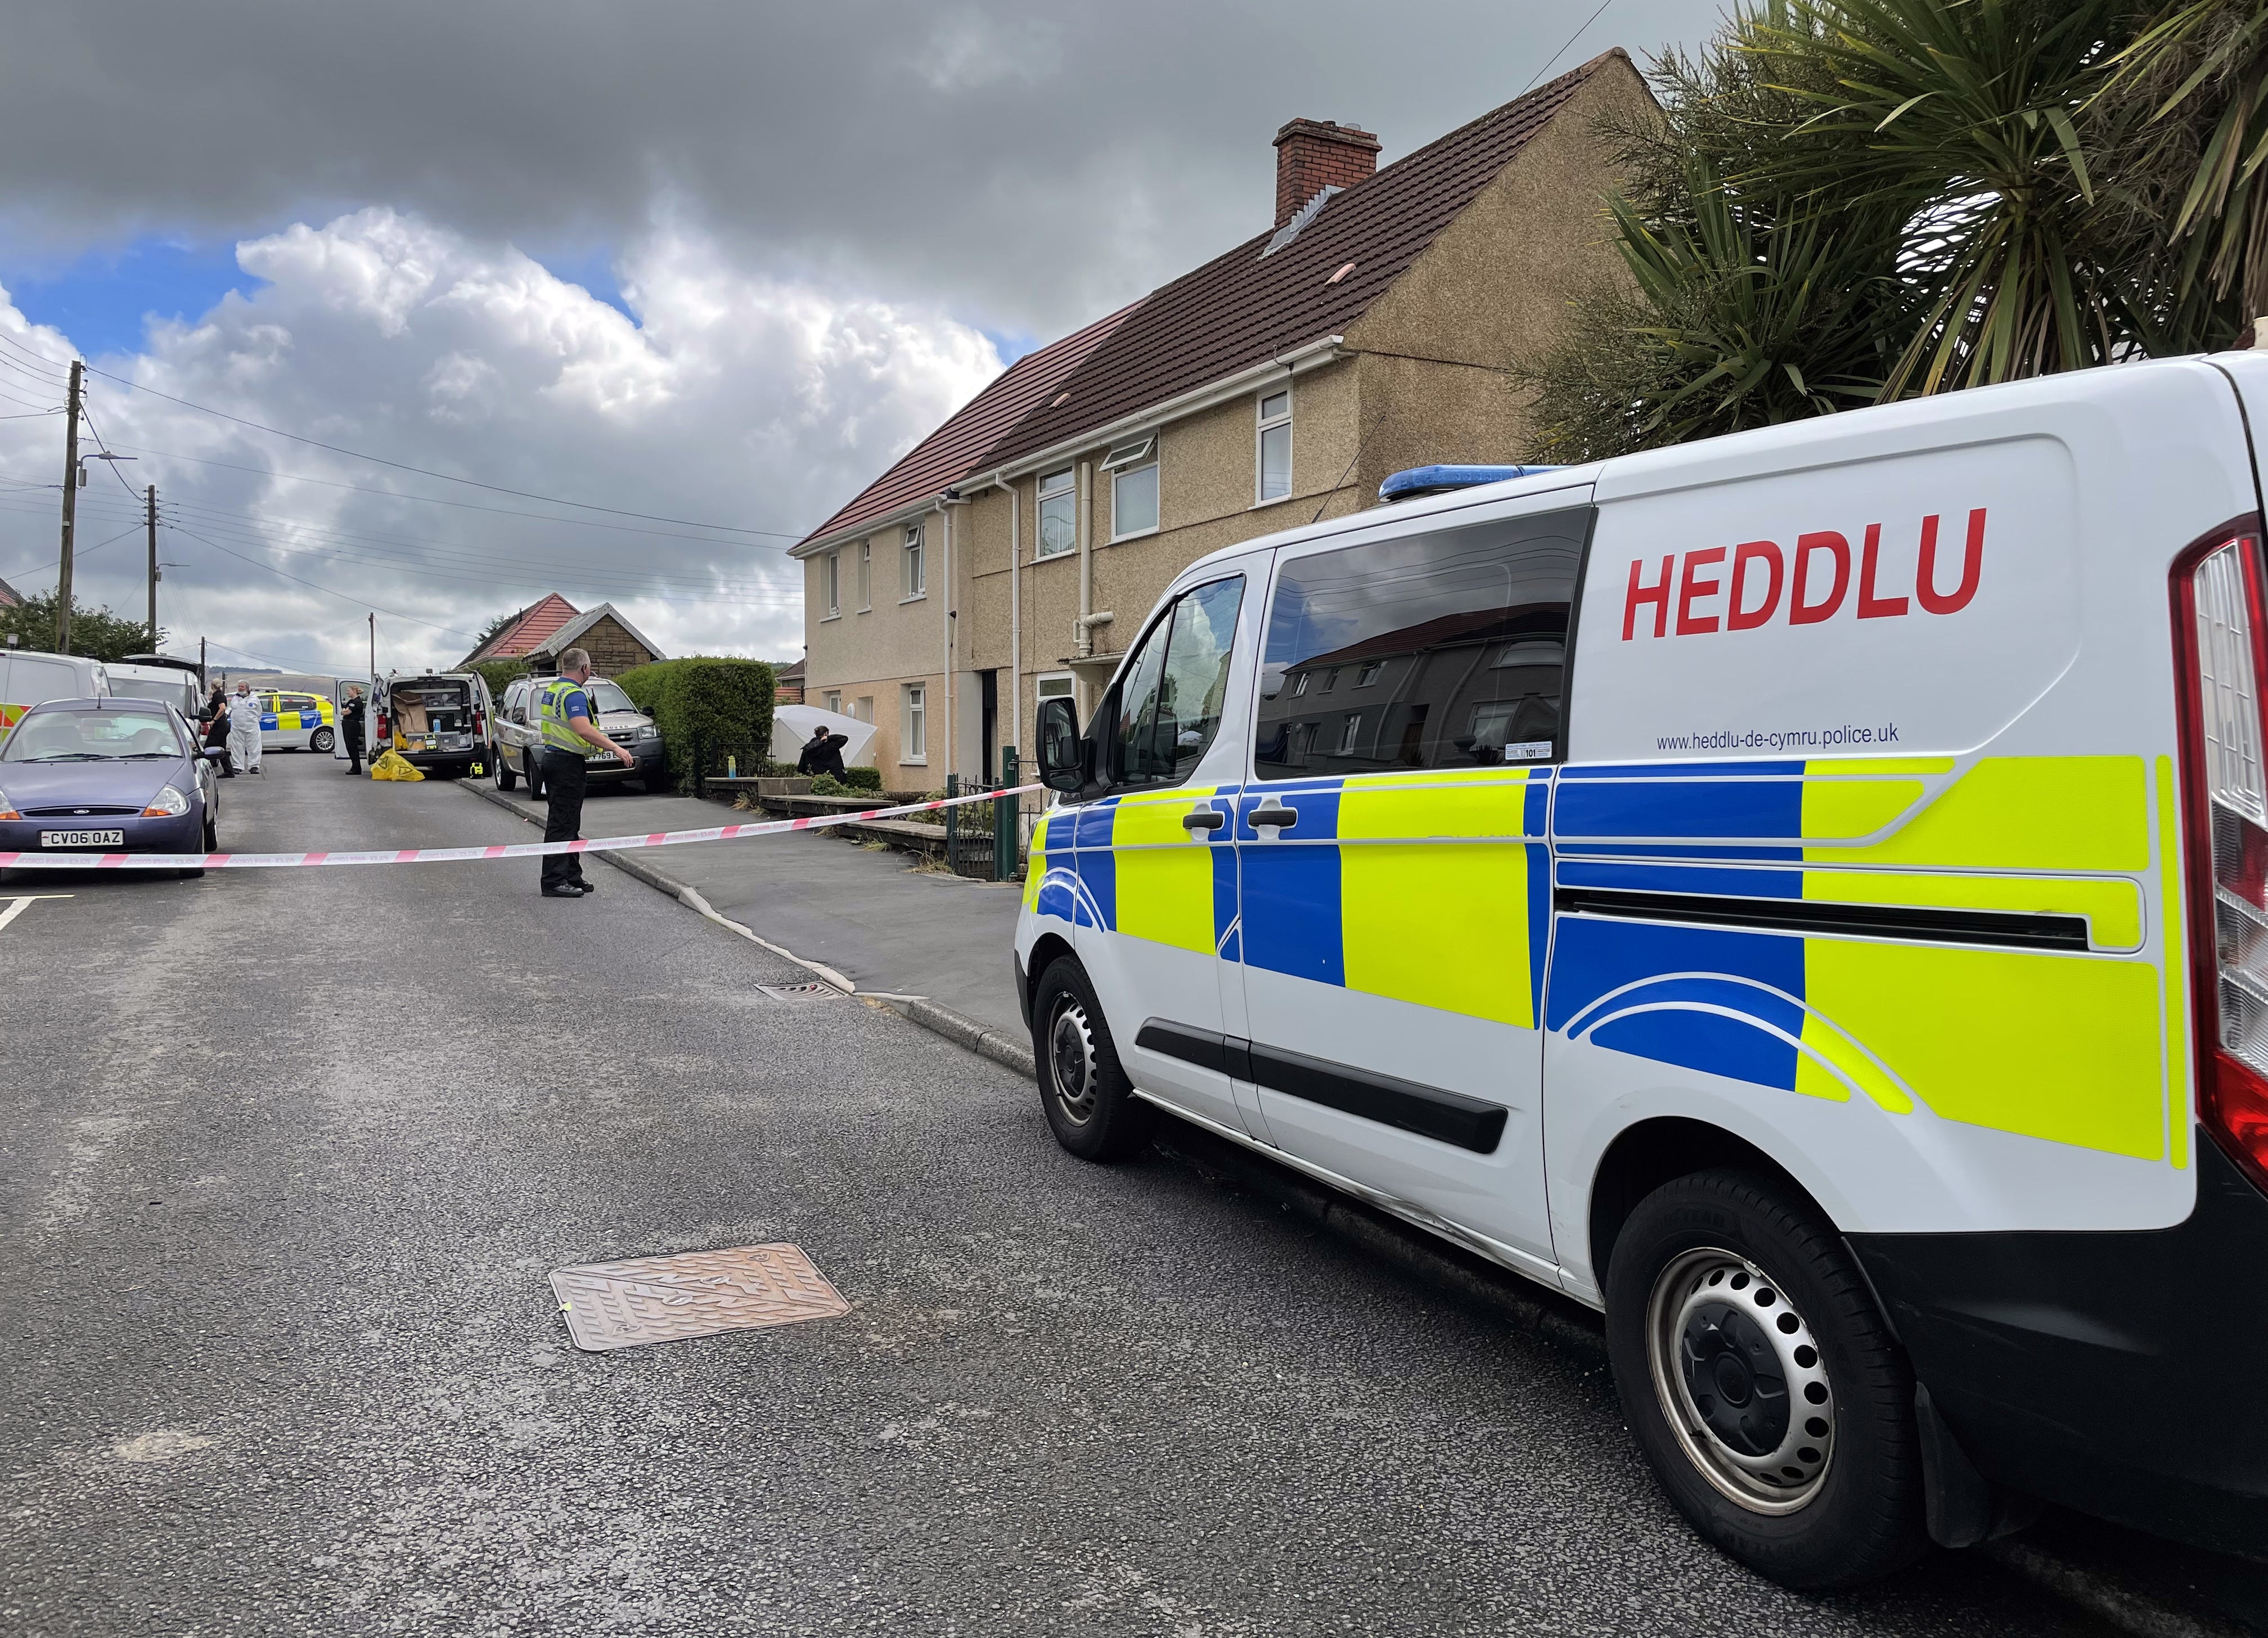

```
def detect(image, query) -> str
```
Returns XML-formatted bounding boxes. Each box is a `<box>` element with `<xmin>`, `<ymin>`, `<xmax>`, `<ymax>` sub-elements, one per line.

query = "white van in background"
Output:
<box><xmin>105</xmin><ymin>660</ymin><xmax>203</xmax><ymax>722</ymax></box>
<box><xmin>0</xmin><ymin>650</ymin><xmax>110</xmax><ymax>743</ymax></box>
<box><xmin>1018</xmin><ymin>350</ymin><xmax>2268</xmax><ymax>1588</ymax></box>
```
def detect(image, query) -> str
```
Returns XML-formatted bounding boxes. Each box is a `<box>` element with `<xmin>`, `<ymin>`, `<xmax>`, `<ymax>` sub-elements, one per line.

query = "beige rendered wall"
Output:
<box><xmin>1344</xmin><ymin>53</ymin><xmax>1646</xmax><ymax>490</ymax></box>
<box><xmin>802</xmin><ymin>521</ymin><xmax>948</xmax><ymax>781</ymax></box>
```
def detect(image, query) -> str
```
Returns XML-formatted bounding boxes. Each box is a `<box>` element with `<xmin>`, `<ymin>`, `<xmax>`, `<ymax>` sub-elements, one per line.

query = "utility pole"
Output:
<box><xmin>55</xmin><ymin>359</ymin><xmax>81</xmax><ymax>654</ymax></box>
<box><xmin>368</xmin><ymin>611</ymin><xmax>376</xmax><ymax>682</ymax></box>
<box><xmin>199</xmin><ymin>634</ymin><xmax>206</xmax><ymax>688</ymax></box>
<box><xmin>146</xmin><ymin>484</ymin><xmax>159</xmax><ymax>641</ymax></box>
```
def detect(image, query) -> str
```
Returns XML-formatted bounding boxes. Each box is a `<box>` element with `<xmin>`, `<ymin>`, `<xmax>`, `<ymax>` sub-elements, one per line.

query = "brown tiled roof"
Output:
<box><xmin>0</xmin><ymin>574</ymin><xmax>21</xmax><ymax>608</ymax></box>
<box><xmin>796</xmin><ymin>302</ymin><xmax>1140</xmax><ymax>549</ymax></box>
<box><xmin>981</xmin><ymin>54</ymin><xmax>1618</xmax><ymax>469</ymax></box>
<box><xmin>796</xmin><ymin>51</ymin><xmax>1619</xmax><ymax>552</ymax></box>
<box><xmin>463</xmin><ymin>592</ymin><xmax>578</xmax><ymax>664</ymax></box>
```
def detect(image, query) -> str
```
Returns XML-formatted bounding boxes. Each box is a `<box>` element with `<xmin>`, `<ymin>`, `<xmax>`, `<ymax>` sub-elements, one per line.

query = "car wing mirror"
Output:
<box><xmin>1036</xmin><ymin>697</ymin><xmax>1086</xmax><ymax>793</ymax></box>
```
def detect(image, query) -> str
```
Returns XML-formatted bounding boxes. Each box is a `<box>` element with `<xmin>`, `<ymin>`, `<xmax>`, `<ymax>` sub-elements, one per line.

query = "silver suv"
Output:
<box><xmin>492</xmin><ymin>674</ymin><xmax>667</xmax><ymax>796</ymax></box>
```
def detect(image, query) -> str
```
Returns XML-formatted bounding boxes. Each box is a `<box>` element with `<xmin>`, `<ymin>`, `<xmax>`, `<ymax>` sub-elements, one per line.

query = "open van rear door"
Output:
<box><xmin>332</xmin><ymin>676</ymin><xmax>372</xmax><ymax>764</ymax></box>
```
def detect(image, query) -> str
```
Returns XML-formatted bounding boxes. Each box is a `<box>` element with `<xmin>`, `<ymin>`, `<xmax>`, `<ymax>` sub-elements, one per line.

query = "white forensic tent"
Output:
<box><xmin>771</xmin><ymin>703</ymin><xmax>878</xmax><ymax>768</ymax></box>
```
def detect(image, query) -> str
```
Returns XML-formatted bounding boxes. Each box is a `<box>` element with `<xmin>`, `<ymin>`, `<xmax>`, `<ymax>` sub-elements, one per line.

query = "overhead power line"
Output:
<box><xmin>85</xmin><ymin>363</ymin><xmax>806</xmax><ymax>539</ymax></box>
<box><xmin>107</xmin><ymin>442</ymin><xmax>771</xmax><ymax>551</ymax></box>
<box><xmin>165</xmin><ymin>520</ymin><xmax>482</xmax><ymax>640</ymax></box>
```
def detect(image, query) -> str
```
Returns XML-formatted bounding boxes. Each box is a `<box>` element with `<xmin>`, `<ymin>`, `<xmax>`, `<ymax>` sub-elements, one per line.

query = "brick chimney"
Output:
<box><xmin>1272</xmin><ymin>119</ymin><xmax>1380</xmax><ymax>227</ymax></box>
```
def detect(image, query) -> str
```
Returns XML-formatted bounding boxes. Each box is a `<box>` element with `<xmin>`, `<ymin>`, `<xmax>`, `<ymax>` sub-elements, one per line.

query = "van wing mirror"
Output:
<box><xmin>1036</xmin><ymin>697</ymin><xmax>1085</xmax><ymax>793</ymax></box>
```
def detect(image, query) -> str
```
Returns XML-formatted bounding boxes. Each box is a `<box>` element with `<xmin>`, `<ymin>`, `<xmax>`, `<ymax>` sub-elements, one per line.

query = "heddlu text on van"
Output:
<box><xmin>1621</xmin><ymin>507</ymin><xmax>1987</xmax><ymax>641</ymax></box>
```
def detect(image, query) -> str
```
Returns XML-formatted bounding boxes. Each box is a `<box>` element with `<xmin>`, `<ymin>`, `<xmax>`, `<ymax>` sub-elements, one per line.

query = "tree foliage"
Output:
<box><xmin>1515</xmin><ymin>0</ymin><xmax>2252</xmax><ymax>462</ymax></box>
<box><xmin>0</xmin><ymin>588</ymin><xmax>156</xmax><ymax>663</ymax></box>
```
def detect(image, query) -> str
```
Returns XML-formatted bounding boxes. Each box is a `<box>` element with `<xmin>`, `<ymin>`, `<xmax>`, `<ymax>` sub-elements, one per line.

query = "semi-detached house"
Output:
<box><xmin>791</xmin><ymin>50</ymin><xmax>1648</xmax><ymax>786</ymax></box>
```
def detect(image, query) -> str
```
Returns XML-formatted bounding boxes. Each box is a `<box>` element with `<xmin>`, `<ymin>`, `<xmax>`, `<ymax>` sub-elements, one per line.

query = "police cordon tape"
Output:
<box><xmin>0</xmin><ymin>784</ymin><xmax>1048</xmax><ymax>871</ymax></box>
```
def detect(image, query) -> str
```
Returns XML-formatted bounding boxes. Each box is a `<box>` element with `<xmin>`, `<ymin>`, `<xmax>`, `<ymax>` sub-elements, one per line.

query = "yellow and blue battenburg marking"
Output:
<box><xmin>1027</xmin><ymin>753</ymin><xmax>2180</xmax><ymax>1166</ymax></box>
<box><xmin>1549</xmin><ymin>755</ymin><xmax>2172</xmax><ymax>1162</ymax></box>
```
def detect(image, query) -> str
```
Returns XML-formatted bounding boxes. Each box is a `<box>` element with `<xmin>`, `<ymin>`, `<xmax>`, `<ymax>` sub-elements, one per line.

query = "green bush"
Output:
<box><xmin>808</xmin><ymin>774</ymin><xmax>849</xmax><ymax>796</ymax></box>
<box><xmin>467</xmin><ymin>658</ymin><xmax>529</xmax><ymax>701</ymax></box>
<box><xmin>615</xmin><ymin>656</ymin><xmax>775</xmax><ymax>792</ymax></box>
<box><xmin>838</xmin><ymin>766</ymin><xmax>881</xmax><ymax>791</ymax></box>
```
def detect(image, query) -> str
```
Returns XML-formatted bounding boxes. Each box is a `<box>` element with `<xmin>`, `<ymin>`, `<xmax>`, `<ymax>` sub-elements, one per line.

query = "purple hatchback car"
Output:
<box><xmin>0</xmin><ymin>698</ymin><xmax>220</xmax><ymax>876</ymax></box>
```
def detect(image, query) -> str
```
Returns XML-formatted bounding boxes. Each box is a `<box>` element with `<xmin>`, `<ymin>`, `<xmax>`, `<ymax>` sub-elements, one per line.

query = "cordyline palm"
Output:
<box><xmin>1745</xmin><ymin>0</ymin><xmax>2141</xmax><ymax>396</ymax></box>
<box><xmin>2101</xmin><ymin>0</ymin><xmax>2268</xmax><ymax>321</ymax></box>
<box><xmin>1516</xmin><ymin>156</ymin><xmax>1910</xmax><ymax>458</ymax></box>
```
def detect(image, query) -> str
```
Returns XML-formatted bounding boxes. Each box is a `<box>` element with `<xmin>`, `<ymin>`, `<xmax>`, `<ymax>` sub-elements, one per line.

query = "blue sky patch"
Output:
<box><xmin>0</xmin><ymin>239</ymin><xmax>260</xmax><ymax>359</ymax></box>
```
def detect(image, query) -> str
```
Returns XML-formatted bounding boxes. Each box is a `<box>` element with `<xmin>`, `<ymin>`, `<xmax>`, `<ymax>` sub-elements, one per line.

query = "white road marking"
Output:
<box><xmin>0</xmin><ymin>894</ymin><xmax>70</xmax><ymax>933</ymax></box>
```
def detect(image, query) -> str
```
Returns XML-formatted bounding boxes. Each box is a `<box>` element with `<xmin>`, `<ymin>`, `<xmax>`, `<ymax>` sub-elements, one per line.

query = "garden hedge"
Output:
<box><xmin>616</xmin><ymin>656</ymin><xmax>775</xmax><ymax>791</ymax></box>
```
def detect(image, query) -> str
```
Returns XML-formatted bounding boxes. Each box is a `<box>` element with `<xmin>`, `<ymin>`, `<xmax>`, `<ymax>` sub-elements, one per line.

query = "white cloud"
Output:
<box><xmin>0</xmin><ymin>206</ymin><xmax>1003</xmax><ymax>677</ymax></box>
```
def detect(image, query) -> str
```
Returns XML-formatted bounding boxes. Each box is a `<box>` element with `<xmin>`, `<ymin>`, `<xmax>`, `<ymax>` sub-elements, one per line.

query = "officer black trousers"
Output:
<box><xmin>539</xmin><ymin>750</ymin><xmax>590</xmax><ymax>890</ymax></box>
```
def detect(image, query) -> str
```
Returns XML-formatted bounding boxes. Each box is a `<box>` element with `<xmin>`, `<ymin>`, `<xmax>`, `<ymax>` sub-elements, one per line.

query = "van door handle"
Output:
<box><xmin>1182</xmin><ymin>810</ymin><xmax>1225</xmax><ymax>831</ymax></box>
<box><xmin>1250</xmin><ymin>804</ymin><xmax>1299</xmax><ymax>831</ymax></box>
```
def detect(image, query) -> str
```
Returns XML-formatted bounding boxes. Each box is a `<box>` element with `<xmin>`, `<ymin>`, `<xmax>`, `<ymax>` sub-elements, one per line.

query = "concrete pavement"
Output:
<box><xmin>469</xmin><ymin>777</ymin><xmax>1028</xmax><ymax>1040</ymax></box>
<box><xmin>0</xmin><ymin>752</ymin><xmax>2244</xmax><ymax>1635</ymax></box>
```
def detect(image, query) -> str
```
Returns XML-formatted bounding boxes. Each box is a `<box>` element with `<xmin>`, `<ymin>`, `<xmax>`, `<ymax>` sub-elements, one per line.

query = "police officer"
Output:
<box><xmin>536</xmin><ymin>647</ymin><xmax>633</xmax><ymax>898</ymax></box>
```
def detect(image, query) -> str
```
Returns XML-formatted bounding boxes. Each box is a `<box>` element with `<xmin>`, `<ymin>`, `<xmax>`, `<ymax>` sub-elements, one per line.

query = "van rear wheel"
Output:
<box><xmin>1030</xmin><ymin>956</ymin><xmax>1150</xmax><ymax>1162</ymax></box>
<box><xmin>1604</xmin><ymin>1169</ymin><xmax>1925</xmax><ymax>1591</ymax></box>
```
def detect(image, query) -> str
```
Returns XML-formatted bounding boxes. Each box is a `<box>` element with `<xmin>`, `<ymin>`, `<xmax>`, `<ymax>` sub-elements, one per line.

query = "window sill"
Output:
<box><xmin>1106</xmin><ymin>526</ymin><xmax>1159</xmax><ymax>545</ymax></box>
<box><xmin>899</xmin><ymin>593</ymin><xmax>928</xmax><ymax>604</ymax></box>
<box><xmin>900</xmin><ymin>756</ymin><xmax>928</xmax><ymax>767</ymax></box>
<box><xmin>1249</xmin><ymin>490</ymin><xmax>1300</xmax><ymax>511</ymax></box>
<box><xmin>857</xmin><ymin>604</ymin><xmax>871</xmax><ymax>614</ymax></box>
<box><xmin>1032</xmin><ymin>548</ymin><xmax>1076</xmax><ymax>565</ymax></box>
<box><xmin>820</xmin><ymin>612</ymin><xmax>842</xmax><ymax>623</ymax></box>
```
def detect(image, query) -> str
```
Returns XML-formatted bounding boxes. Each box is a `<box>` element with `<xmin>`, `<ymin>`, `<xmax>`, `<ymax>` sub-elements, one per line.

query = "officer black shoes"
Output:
<box><xmin>541</xmin><ymin>884</ymin><xmax>588</xmax><ymax>898</ymax></box>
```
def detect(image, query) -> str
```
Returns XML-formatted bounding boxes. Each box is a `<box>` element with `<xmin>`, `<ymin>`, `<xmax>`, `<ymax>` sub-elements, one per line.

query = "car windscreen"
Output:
<box><xmin>3</xmin><ymin>709</ymin><xmax>186</xmax><ymax>761</ymax></box>
<box><xmin>588</xmin><ymin>680</ymin><xmax>636</xmax><ymax>714</ymax></box>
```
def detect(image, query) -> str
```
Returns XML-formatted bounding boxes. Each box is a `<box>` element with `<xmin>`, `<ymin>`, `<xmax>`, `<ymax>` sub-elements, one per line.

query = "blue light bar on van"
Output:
<box><xmin>1377</xmin><ymin>464</ymin><xmax>1564</xmax><ymax>503</ymax></box>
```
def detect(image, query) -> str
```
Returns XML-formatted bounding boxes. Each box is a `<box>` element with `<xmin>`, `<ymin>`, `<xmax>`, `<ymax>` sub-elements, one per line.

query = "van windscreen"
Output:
<box><xmin>1254</xmin><ymin>507</ymin><xmax>1590</xmax><ymax>779</ymax></box>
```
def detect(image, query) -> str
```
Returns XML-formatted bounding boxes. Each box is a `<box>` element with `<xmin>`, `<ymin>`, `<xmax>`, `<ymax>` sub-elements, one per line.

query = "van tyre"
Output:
<box><xmin>1031</xmin><ymin>956</ymin><xmax>1151</xmax><ymax>1162</ymax></box>
<box><xmin>1604</xmin><ymin>1169</ymin><xmax>1925</xmax><ymax>1591</ymax></box>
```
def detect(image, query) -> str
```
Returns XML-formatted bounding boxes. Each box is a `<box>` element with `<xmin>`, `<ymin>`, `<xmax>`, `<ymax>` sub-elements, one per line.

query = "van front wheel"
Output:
<box><xmin>1030</xmin><ymin>956</ymin><xmax>1150</xmax><ymax>1162</ymax></box>
<box><xmin>1604</xmin><ymin>1169</ymin><xmax>1925</xmax><ymax>1591</ymax></box>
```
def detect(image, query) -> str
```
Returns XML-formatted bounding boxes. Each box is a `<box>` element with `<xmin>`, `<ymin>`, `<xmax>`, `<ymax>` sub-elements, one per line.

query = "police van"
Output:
<box><xmin>1016</xmin><ymin>353</ymin><xmax>2268</xmax><ymax>1588</ymax></box>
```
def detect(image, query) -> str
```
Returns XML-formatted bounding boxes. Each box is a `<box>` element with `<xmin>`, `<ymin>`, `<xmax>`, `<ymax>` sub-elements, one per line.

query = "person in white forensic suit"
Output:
<box><xmin>227</xmin><ymin>681</ymin><xmax>264</xmax><ymax>776</ymax></box>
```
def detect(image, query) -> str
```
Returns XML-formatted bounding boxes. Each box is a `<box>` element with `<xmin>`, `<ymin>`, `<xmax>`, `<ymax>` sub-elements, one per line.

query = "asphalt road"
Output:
<box><xmin>1</xmin><ymin>752</ymin><xmax>2124</xmax><ymax>1636</ymax></box>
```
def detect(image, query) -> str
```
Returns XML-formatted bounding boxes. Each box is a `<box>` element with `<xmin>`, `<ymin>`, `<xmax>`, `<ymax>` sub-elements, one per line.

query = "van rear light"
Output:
<box><xmin>2175</xmin><ymin>525</ymin><xmax>2268</xmax><ymax>1191</ymax></box>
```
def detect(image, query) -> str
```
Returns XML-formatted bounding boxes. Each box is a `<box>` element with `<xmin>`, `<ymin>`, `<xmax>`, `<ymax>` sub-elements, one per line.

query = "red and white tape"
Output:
<box><xmin>0</xmin><ymin>784</ymin><xmax>1045</xmax><ymax>871</ymax></box>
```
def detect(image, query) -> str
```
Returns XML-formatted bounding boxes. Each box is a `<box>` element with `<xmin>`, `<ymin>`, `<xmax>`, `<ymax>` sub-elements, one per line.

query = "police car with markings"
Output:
<box><xmin>1017</xmin><ymin>353</ymin><xmax>2268</xmax><ymax>1588</ymax></box>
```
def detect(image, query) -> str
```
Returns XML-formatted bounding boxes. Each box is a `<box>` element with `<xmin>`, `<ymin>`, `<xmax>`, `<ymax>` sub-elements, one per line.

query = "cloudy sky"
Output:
<box><xmin>0</xmin><ymin>1</ymin><xmax>1719</xmax><ymax>677</ymax></box>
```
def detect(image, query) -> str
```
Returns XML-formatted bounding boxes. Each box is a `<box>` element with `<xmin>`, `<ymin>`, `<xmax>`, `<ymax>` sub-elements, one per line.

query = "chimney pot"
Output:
<box><xmin>1271</xmin><ymin>118</ymin><xmax>1380</xmax><ymax>228</ymax></box>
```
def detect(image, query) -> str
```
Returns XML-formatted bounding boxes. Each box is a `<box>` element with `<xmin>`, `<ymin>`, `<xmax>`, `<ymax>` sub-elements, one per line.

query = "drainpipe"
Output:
<box><xmin>938</xmin><ymin>489</ymin><xmax>976</xmax><ymax>782</ymax></box>
<box><xmin>1005</xmin><ymin>478</ymin><xmax>1021</xmax><ymax>775</ymax></box>
<box><xmin>1075</xmin><ymin>460</ymin><xmax>1093</xmax><ymax>660</ymax></box>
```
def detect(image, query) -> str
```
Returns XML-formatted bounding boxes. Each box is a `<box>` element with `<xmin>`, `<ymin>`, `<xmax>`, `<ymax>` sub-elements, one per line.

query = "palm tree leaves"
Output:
<box><xmin>1515</xmin><ymin>0</ymin><xmax>2248</xmax><ymax>461</ymax></box>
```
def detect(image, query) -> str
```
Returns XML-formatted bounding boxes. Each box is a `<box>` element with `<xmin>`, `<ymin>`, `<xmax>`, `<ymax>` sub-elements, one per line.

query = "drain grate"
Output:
<box><xmin>756</xmin><ymin>981</ymin><xmax>839</xmax><ymax>1001</ymax></box>
<box><xmin>549</xmin><ymin>1243</ymin><xmax>851</xmax><ymax>1352</ymax></box>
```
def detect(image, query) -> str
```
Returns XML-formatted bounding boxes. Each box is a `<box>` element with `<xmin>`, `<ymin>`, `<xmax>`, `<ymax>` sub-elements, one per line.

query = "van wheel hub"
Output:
<box><xmin>1648</xmin><ymin>1248</ymin><xmax>1834</xmax><ymax>1513</ymax></box>
<box><xmin>1047</xmin><ymin>1000</ymin><xmax>1099</xmax><ymax>1126</ymax></box>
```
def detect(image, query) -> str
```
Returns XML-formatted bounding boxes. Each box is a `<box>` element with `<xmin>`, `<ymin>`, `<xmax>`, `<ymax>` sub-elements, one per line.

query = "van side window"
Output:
<box><xmin>1100</xmin><ymin>575</ymin><xmax>1245</xmax><ymax>793</ymax></box>
<box><xmin>1254</xmin><ymin>507</ymin><xmax>1590</xmax><ymax>778</ymax></box>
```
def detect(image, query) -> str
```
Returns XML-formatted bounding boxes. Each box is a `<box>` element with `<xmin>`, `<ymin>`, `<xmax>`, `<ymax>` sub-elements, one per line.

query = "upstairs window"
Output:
<box><xmin>858</xmin><ymin>541</ymin><xmax>872</xmax><ymax>610</ymax></box>
<box><xmin>903</xmin><ymin>525</ymin><xmax>926</xmax><ymax>598</ymax></box>
<box><xmin>1104</xmin><ymin>436</ymin><xmax>1158</xmax><ymax>541</ymax></box>
<box><xmin>823</xmin><ymin>550</ymin><xmax>841</xmax><ymax>618</ymax></box>
<box><xmin>1257</xmin><ymin>389</ymin><xmax>1293</xmax><ymax>503</ymax></box>
<box><xmin>1037</xmin><ymin>469</ymin><xmax>1076</xmax><ymax>559</ymax></box>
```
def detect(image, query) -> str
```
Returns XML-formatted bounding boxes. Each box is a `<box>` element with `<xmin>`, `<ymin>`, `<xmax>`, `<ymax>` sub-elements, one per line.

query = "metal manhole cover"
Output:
<box><xmin>756</xmin><ymin>982</ymin><xmax>839</xmax><ymax>1001</ymax></box>
<box><xmin>549</xmin><ymin>1243</ymin><xmax>851</xmax><ymax>1352</ymax></box>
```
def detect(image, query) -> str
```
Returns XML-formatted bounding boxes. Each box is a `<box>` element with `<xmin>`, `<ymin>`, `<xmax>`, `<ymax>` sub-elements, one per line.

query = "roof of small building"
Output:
<box><xmin>794</xmin><ymin>52</ymin><xmax>1624</xmax><ymax>554</ymax></box>
<box><xmin>462</xmin><ymin>593</ymin><xmax>579</xmax><ymax>664</ymax></box>
<box><xmin>0</xmin><ymin>573</ymin><xmax>22</xmax><ymax>608</ymax></box>
<box><xmin>527</xmin><ymin>601</ymin><xmax>665</xmax><ymax>666</ymax></box>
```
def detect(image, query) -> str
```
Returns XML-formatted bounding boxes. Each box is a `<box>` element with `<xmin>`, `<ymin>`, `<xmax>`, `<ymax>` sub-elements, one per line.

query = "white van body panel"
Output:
<box><xmin>1545</xmin><ymin>360</ymin><xmax>2258</xmax><ymax>1295</ymax></box>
